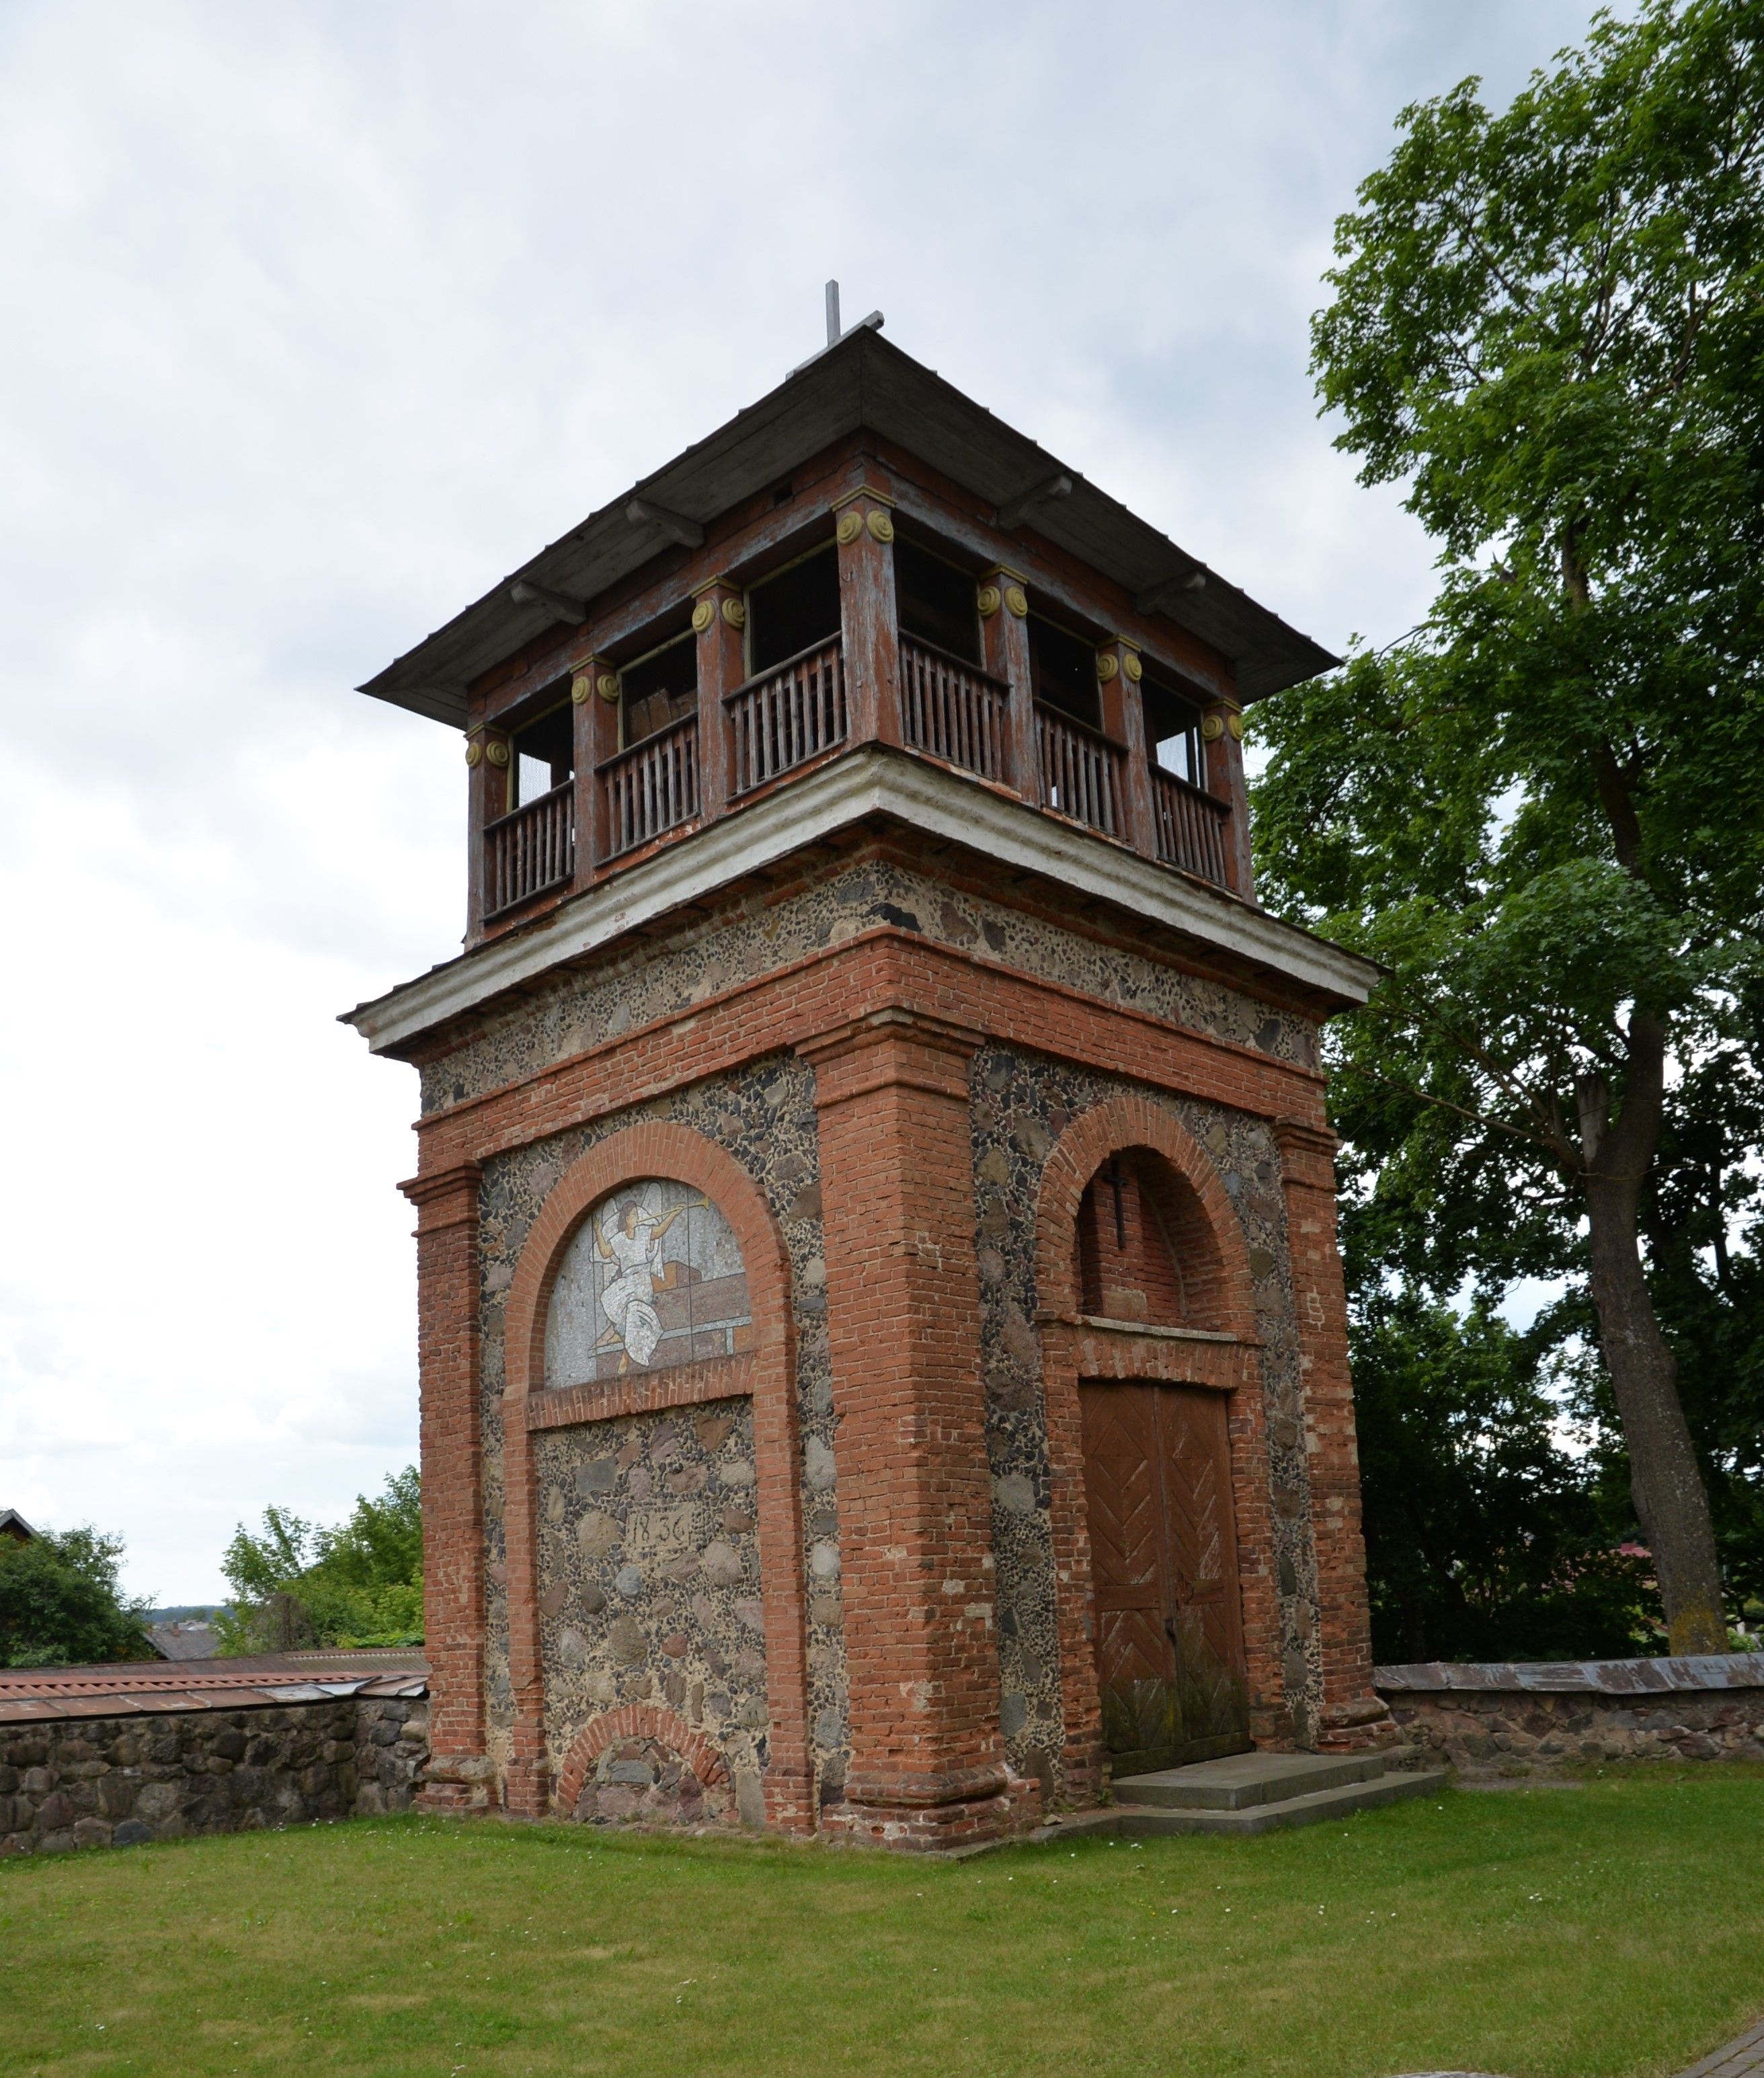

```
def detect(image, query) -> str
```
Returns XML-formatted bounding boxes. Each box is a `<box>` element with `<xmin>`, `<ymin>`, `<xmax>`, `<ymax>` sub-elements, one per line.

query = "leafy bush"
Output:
<box><xmin>0</xmin><ymin>1526</ymin><xmax>152</xmax><ymax>1667</ymax></box>
<box><xmin>218</xmin><ymin>1468</ymin><xmax>422</xmax><ymax>1653</ymax></box>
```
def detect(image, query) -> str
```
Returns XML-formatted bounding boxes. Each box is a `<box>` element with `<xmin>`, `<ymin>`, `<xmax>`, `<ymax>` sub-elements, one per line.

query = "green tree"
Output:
<box><xmin>0</xmin><ymin>1527</ymin><xmax>152</xmax><ymax>1667</ymax></box>
<box><xmin>1352</xmin><ymin>1285</ymin><xmax>1656</xmax><ymax>1662</ymax></box>
<box><xmin>1256</xmin><ymin>0</ymin><xmax>1764</xmax><ymax>1651</ymax></box>
<box><xmin>218</xmin><ymin>1469</ymin><xmax>423</xmax><ymax>1653</ymax></box>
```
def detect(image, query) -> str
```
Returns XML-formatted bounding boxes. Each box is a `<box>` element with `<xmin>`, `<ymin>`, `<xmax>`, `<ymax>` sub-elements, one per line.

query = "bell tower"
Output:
<box><xmin>345</xmin><ymin>326</ymin><xmax>1390</xmax><ymax>1847</ymax></box>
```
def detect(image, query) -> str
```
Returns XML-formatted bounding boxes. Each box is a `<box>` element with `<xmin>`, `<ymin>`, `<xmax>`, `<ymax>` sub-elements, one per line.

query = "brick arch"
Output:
<box><xmin>499</xmin><ymin>1120</ymin><xmax>811</xmax><ymax>1831</ymax></box>
<box><xmin>552</xmin><ymin>1703</ymin><xmax>730</xmax><ymax>1813</ymax></box>
<box><xmin>1030</xmin><ymin>1092</ymin><xmax>1279</xmax><ymax>1796</ymax></box>
<box><xmin>1033</xmin><ymin>1092</ymin><xmax>1257</xmax><ymax>1336</ymax></box>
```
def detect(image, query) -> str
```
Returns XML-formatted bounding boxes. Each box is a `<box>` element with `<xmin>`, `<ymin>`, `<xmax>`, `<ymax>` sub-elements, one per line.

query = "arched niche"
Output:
<box><xmin>1073</xmin><ymin>1148</ymin><xmax>1230</xmax><ymax>1332</ymax></box>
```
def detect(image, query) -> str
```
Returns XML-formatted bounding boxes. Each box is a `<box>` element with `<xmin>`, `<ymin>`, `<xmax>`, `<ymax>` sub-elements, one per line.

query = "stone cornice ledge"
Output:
<box><xmin>342</xmin><ymin>746</ymin><xmax>1381</xmax><ymax>1056</ymax></box>
<box><xmin>1375</xmin><ymin>1652</ymin><xmax>1764</xmax><ymax>1695</ymax></box>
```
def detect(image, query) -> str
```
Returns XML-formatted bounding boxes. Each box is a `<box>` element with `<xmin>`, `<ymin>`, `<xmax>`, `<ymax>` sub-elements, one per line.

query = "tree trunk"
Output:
<box><xmin>1578</xmin><ymin>1015</ymin><xmax>1727</xmax><ymax>1655</ymax></box>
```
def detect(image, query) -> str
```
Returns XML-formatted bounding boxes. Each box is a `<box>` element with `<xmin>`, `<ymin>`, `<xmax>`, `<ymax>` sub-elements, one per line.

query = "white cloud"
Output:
<box><xmin>0</xmin><ymin>0</ymin><xmax>1607</xmax><ymax>1597</ymax></box>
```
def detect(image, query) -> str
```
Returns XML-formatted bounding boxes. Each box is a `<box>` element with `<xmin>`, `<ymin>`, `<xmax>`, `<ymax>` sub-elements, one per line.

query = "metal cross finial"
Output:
<box><xmin>790</xmin><ymin>284</ymin><xmax>885</xmax><ymax>376</ymax></box>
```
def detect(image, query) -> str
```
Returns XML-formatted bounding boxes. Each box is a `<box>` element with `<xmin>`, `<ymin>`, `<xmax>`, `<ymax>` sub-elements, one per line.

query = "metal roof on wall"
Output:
<box><xmin>358</xmin><ymin>329</ymin><xmax>1337</xmax><ymax>729</ymax></box>
<box><xmin>0</xmin><ymin>1650</ymin><xmax>429</xmax><ymax>1725</ymax></box>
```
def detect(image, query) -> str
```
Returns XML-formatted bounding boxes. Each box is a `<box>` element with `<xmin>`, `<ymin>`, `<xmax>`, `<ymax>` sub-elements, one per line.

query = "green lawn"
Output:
<box><xmin>3</xmin><ymin>1770</ymin><xmax>1761</xmax><ymax>2078</ymax></box>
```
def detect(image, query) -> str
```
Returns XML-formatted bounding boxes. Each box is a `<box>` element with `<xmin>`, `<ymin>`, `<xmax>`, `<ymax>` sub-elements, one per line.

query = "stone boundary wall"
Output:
<box><xmin>1376</xmin><ymin>1654</ymin><xmax>1764</xmax><ymax>1776</ymax></box>
<box><xmin>0</xmin><ymin>1695</ymin><xmax>429</xmax><ymax>1857</ymax></box>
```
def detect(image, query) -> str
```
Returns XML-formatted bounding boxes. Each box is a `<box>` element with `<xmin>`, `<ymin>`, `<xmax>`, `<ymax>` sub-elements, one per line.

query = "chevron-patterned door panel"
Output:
<box><xmin>1082</xmin><ymin>1386</ymin><xmax>1166</xmax><ymax>1690</ymax></box>
<box><xmin>1157</xmin><ymin>1384</ymin><xmax>1246</xmax><ymax>1682</ymax></box>
<box><xmin>1082</xmin><ymin>1382</ymin><xmax>1250</xmax><ymax>1765</ymax></box>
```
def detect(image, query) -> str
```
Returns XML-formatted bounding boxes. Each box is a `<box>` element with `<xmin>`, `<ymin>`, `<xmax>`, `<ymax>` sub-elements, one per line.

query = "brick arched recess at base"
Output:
<box><xmin>553</xmin><ymin>1703</ymin><xmax>731</xmax><ymax>1813</ymax></box>
<box><xmin>500</xmin><ymin>1121</ymin><xmax>812</xmax><ymax>1831</ymax></box>
<box><xmin>1031</xmin><ymin>1092</ymin><xmax>1285</xmax><ymax>1793</ymax></box>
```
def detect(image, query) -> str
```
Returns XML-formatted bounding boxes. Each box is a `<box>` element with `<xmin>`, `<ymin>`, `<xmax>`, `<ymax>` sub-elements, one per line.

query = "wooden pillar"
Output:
<box><xmin>569</xmin><ymin>657</ymin><xmax>618</xmax><ymax>882</ymax></box>
<box><xmin>801</xmin><ymin>1008</ymin><xmax>1015</xmax><ymax>1847</ymax></box>
<box><xmin>691</xmin><ymin>577</ymin><xmax>745</xmax><ymax>825</ymax></box>
<box><xmin>464</xmin><ymin>721</ymin><xmax>512</xmax><ymax>943</ymax></box>
<box><xmin>566</xmin><ymin>663</ymin><xmax>599</xmax><ymax>894</ymax></box>
<box><xmin>399</xmin><ymin>1162</ymin><xmax>492</xmax><ymax>1810</ymax></box>
<box><xmin>834</xmin><ymin>487</ymin><xmax>902</xmax><ymax>750</ymax></box>
<box><xmin>1201</xmin><ymin>700</ymin><xmax>1255</xmax><ymax>898</ymax></box>
<box><xmin>1099</xmin><ymin>635</ymin><xmax>1156</xmax><ymax>858</ymax></box>
<box><xmin>979</xmin><ymin>566</ymin><xmax>1037</xmax><ymax>805</ymax></box>
<box><xmin>1272</xmin><ymin>1117</ymin><xmax>1390</xmax><ymax>1749</ymax></box>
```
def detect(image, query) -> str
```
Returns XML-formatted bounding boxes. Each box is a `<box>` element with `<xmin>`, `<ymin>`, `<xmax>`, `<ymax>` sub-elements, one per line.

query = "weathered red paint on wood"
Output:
<box><xmin>1081</xmin><ymin>1380</ymin><xmax>1250</xmax><ymax>1767</ymax></box>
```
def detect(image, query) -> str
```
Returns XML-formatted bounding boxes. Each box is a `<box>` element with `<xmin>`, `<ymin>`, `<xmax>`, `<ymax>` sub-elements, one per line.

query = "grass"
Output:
<box><xmin>3</xmin><ymin>1769</ymin><xmax>1762</xmax><ymax>2078</ymax></box>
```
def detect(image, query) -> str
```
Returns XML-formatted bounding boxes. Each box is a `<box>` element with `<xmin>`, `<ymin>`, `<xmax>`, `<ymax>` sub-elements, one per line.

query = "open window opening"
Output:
<box><xmin>619</xmin><ymin>631</ymin><xmax>698</xmax><ymax>750</ymax></box>
<box><xmin>748</xmin><ymin>545</ymin><xmax>841</xmax><ymax>674</ymax></box>
<box><xmin>1030</xmin><ymin>613</ymin><xmax>1102</xmax><ymax>731</ymax></box>
<box><xmin>512</xmin><ymin>703</ymin><xmax>574</xmax><ymax>806</ymax></box>
<box><xmin>895</xmin><ymin>537</ymin><xmax>981</xmax><ymax>665</ymax></box>
<box><xmin>1142</xmin><ymin>672</ymin><xmax>1207</xmax><ymax>789</ymax></box>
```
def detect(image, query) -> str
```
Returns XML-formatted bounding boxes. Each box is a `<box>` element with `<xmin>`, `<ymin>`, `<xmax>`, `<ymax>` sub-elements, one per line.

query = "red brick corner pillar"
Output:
<box><xmin>800</xmin><ymin>1009</ymin><xmax>1016</xmax><ymax>1849</ymax></box>
<box><xmin>1271</xmin><ymin>1117</ymin><xmax>1392</xmax><ymax>1749</ymax></box>
<box><xmin>399</xmin><ymin>1162</ymin><xmax>493</xmax><ymax>1810</ymax></box>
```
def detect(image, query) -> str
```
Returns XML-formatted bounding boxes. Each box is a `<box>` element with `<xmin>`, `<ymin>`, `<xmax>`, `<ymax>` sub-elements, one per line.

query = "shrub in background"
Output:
<box><xmin>0</xmin><ymin>1526</ymin><xmax>152</xmax><ymax>1667</ymax></box>
<box><xmin>218</xmin><ymin>1468</ymin><xmax>422</xmax><ymax>1653</ymax></box>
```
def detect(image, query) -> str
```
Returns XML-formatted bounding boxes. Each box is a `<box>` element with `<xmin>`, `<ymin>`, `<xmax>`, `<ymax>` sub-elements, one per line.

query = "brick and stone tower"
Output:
<box><xmin>344</xmin><ymin>326</ymin><xmax>1391</xmax><ymax>1848</ymax></box>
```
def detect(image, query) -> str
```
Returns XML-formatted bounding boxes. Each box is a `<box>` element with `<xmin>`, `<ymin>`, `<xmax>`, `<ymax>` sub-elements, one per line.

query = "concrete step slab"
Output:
<box><xmin>1115</xmin><ymin>1767</ymin><xmax>1452</xmax><ymax>1837</ymax></box>
<box><xmin>1112</xmin><ymin>1749</ymin><xmax>1389</xmax><ymax>1810</ymax></box>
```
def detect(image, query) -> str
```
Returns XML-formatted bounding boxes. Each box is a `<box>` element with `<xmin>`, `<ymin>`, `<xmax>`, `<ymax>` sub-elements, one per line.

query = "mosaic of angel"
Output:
<box><xmin>545</xmin><ymin>1178</ymin><xmax>753</xmax><ymax>1387</ymax></box>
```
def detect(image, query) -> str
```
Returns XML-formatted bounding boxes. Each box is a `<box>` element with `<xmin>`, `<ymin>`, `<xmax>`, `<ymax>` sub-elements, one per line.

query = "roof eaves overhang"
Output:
<box><xmin>358</xmin><ymin>331</ymin><xmax>1337</xmax><ymax>730</ymax></box>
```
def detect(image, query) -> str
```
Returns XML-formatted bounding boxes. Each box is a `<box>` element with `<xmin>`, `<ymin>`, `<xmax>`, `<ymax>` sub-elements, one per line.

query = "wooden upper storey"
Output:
<box><xmin>357</xmin><ymin>332</ymin><xmax>1336</xmax><ymax>955</ymax></box>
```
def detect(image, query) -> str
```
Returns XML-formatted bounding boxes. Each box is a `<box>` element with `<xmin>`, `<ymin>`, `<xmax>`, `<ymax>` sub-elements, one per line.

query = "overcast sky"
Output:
<box><xmin>0</xmin><ymin>0</ymin><xmax>1610</xmax><ymax>1603</ymax></box>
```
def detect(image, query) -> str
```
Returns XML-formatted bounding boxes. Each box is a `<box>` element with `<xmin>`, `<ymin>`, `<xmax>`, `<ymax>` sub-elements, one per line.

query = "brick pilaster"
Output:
<box><xmin>801</xmin><ymin>1008</ymin><xmax>1012</xmax><ymax>1845</ymax></box>
<box><xmin>399</xmin><ymin>1162</ymin><xmax>489</xmax><ymax>1807</ymax></box>
<box><xmin>1272</xmin><ymin>1117</ymin><xmax>1390</xmax><ymax>1747</ymax></box>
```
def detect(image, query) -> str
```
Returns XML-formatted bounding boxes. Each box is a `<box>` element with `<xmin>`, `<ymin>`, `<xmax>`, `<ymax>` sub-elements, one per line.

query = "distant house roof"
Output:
<box><xmin>145</xmin><ymin>1621</ymin><xmax>222</xmax><ymax>1662</ymax></box>
<box><xmin>359</xmin><ymin>326</ymin><xmax>1337</xmax><ymax>730</ymax></box>
<box><xmin>0</xmin><ymin>1509</ymin><xmax>35</xmax><ymax>1545</ymax></box>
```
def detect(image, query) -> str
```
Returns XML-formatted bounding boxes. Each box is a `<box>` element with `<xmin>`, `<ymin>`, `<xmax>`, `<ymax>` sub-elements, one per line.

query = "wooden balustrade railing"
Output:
<box><xmin>727</xmin><ymin>638</ymin><xmax>846</xmax><ymax>796</ymax></box>
<box><xmin>475</xmin><ymin>625</ymin><xmax>1248</xmax><ymax>938</ymax></box>
<box><xmin>601</xmin><ymin>715</ymin><xmax>700</xmax><ymax>858</ymax></box>
<box><xmin>899</xmin><ymin>634</ymin><xmax>1010</xmax><ymax>783</ymax></box>
<box><xmin>1152</xmin><ymin>766</ymin><xmax>1230</xmax><ymax>886</ymax></box>
<box><xmin>483</xmin><ymin>782</ymin><xmax>575</xmax><ymax>918</ymax></box>
<box><xmin>1035</xmin><ymin>705</ymin><xmax>1124</xmax><ymax>837</ymax></box>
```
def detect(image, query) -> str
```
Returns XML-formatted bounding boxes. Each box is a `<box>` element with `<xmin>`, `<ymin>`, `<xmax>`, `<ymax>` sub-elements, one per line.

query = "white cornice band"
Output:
<box><xmin>342</xmin><ymin>748</ymin><xmax>1378</xmax><ymax>1056</ymax></box>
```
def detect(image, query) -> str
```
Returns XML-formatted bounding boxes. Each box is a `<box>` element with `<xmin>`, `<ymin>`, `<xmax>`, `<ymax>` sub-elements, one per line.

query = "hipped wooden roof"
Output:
<box><xmin>359</xmin><ymin>329</ymin><xmax>1336</xmax><ymax>729</ymax></box>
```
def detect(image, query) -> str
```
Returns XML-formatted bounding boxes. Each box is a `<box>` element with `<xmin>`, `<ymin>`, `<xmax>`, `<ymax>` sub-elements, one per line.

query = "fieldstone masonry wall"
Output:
<box><xmin>0</xmin><ymin>1697</ymin><xmax>428</xmax><ymax>1857</ymax></box>
<box><xmin>532</xmin><ymin>1402</ymin><xmax>772</xmax><ymax>1813</ymax></box>
<box><xmin>1377</xmin><ymin>1656</ymin><xmax>1764</xmax><ymax>1776</ymax></box>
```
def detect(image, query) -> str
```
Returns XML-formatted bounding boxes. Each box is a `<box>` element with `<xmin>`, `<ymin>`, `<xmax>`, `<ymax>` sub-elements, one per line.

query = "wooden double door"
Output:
<box><xmin>1080</xmin><ymin>1381</ymin><xmax>1250</xmax><ymax>1773</ymax></box>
